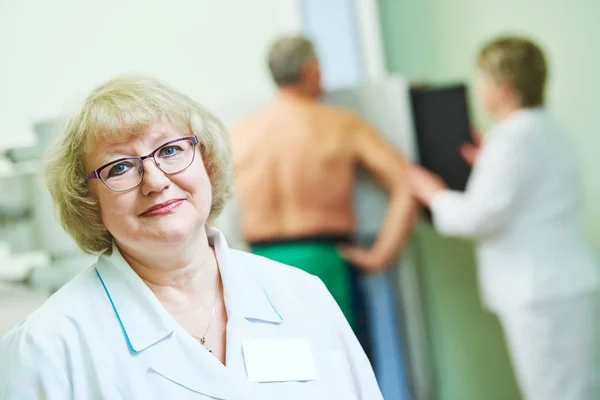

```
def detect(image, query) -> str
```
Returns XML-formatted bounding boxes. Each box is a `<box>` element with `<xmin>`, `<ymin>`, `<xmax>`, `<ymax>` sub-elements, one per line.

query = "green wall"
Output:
<box><xmin>379</xmin><ymin>1</ymin><xmax>600</xmax><ymax>399</ymax></box>
<box><xmin>413</xmin><ymin>226</ymin><xmax>520</xmax><ymax>400</ymax></box>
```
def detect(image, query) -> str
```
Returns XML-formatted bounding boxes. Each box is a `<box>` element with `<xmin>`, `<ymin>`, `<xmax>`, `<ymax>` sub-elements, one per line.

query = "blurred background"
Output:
<box><xmin>1</xmin><ymin>1</ymin><xmax>599</xmax><ymax>399</ymax></box>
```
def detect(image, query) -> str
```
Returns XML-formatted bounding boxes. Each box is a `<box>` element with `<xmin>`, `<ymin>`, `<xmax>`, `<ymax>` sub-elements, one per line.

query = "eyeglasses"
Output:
<box><xmin>85</xmin><ymin>136</ymin><xmax>199</xmax><ymax>192</ymax></box>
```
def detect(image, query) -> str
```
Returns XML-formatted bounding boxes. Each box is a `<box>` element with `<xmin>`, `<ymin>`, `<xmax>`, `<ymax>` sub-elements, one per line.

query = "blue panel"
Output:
<box><xmin>362</xmin><ymin>270</ymin><xmax>411</xmax><ymax>400</ymax></box>
<box><xmin>300</xmin><ymin>0</ymin><xmax>364</xmax><ymax>90</ymax></box>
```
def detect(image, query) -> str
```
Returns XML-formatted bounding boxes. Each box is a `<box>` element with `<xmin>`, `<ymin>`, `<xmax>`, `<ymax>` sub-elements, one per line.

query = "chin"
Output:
<box><xmin>141</xmin><ymin>230</ymin><xmax>192</xmax><ymax>249</ymax></box>
<box><xmin>142</xmin><ymin>216</ymin><xmax>204</xmax><ymax>245</ymax></box>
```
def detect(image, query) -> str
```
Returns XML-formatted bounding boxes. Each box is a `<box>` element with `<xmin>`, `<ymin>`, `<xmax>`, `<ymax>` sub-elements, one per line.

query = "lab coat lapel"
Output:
<box><xmin>94</xmin><ymin>244</ymin><xmax>173</xmax><ymax>352</ymax></box>
<box><xmin>207</xmin><ymin>227</ymin><xmax>283</xmax><ymax>324</ymax></box>
<box><xmin>150</xmin><ymin>333</ymin><xmax>243</xmax><ymax>399</ymax></box>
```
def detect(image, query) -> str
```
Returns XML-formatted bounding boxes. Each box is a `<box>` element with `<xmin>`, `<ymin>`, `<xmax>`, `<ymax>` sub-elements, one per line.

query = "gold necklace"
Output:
<box><xmin>192</xmin><ymin>269</ymin><xmax>220</xmax><ymax>353</ymax></box>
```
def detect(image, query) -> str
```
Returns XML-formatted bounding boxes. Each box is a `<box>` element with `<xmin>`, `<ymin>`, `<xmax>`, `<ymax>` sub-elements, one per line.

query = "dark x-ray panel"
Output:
<box><xmin>410</xmin><ymin>84</ymin><xmax>474</xmax><ymax>192</ymax></box>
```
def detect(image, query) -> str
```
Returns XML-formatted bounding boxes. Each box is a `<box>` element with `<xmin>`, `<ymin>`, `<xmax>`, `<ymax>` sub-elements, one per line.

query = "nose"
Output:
<box><xmin>140</xmin><ymin>157</ymin><xmax>170</xmax><ymax>196</ymax></box>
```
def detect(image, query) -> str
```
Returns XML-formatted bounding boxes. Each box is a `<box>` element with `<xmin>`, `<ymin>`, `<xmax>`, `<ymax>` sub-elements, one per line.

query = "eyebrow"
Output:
<box><xmin>100</xmin><ymin>131</ymin><xmax>175</xmax><ymax>159</ymax></box>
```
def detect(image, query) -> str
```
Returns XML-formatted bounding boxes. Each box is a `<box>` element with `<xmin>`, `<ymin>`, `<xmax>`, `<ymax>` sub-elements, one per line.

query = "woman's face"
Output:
<box><xmin>85</xmin><ymin>121</ymin><xmax>212</xmax><ymax>251</ymax></box>
<box><xmin>475</xmin><ymin>71</ymin><xmax>504</xmax><ymax>116</ymax></box>
<box><xmin>475</xmin><ymin>70</ymin><xmax>516</xmax><ymax>118</ymax></box>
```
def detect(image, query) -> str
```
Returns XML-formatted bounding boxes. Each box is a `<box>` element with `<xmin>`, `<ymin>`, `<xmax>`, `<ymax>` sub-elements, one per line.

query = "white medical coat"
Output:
<box><xmin>430</xmin><ymin>108</ymin><xmax>600</xmax><ymax>311</ymax></box>
<box><xmin>0</xmin><ymin>227</ymin><xmax>382</xmax><ymax>399</ymax></box>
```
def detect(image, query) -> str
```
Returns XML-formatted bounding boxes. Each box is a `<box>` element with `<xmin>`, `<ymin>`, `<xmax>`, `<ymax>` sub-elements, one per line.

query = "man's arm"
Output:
<box><xmin>340</xmin><ymin>116</ymin><xmax>416</xmax><ymax>272</ymax></box>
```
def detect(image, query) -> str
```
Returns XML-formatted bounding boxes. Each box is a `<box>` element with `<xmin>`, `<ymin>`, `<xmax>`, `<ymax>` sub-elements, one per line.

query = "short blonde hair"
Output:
<box><xmin>268</xmin><ymin>35</ymin><xmax>316</xmax><ymax>86</ymax></box>
<box><xmin>45</xmin><ymin>74</ymin><xmax>233</xmax><ymax>254</ymax></box>
<box><xmin>478</xmin><ymin>36</ymin><xmax>547</xmax><ymax>107</ymax></box>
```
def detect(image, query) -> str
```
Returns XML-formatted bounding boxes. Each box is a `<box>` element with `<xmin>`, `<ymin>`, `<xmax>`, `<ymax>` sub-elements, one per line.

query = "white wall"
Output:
<box><xmin>0</xmin><ymin>0</ymin><xmax>301</xmax><ymax>149</ymax></box>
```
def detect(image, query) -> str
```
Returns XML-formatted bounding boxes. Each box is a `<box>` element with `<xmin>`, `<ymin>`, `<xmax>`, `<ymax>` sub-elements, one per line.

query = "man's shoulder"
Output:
<box><xmin>317</xmin><ymin>103</ymin><xmax>362</xmax><ymax>122</ymax></box>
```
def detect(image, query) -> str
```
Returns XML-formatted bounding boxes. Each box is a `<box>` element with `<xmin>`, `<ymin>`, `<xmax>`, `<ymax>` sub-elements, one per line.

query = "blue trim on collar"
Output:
<box><xmin>95</xmin><ymin>267</ymin><xmax>136</xmax><ymax>353</ymax></box>
<box><xmin>262</xmin><ymin>290</ymin><xmax>283</xmax><ymax>322</ymax></box>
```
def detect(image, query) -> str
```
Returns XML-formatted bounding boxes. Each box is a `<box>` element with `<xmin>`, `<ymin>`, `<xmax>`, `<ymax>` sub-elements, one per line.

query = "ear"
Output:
<box><xmin>500</xmin><ymin>80</ymin><xmax>518</xmax><ymax>102</ymax></box>
<box><xmin>301</xmin><ymin>61</ymin><xmax>317</xmax><ymax>81</ymax></box>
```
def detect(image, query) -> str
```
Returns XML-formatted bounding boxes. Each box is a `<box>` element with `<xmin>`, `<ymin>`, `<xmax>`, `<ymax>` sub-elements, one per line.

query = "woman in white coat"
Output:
<box><xmin>0</xmin><ymin>75</ymin><xmax>382</xmax><ymax>399</ymax></box>
<box><xmin>410</xmin><ymin>36</ymin><xmax>600</xmax><ymax>400</ymax></box>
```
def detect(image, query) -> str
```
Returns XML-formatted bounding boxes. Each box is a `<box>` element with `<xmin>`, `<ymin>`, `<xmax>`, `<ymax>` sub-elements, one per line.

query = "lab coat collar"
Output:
<box><xmin>206</xmin><ymin>226</ymin><xmax>283</xmax><ymax>324</ymax></box>
<box><xmin>94</xmin><ymin>226</ymin><xmax>283</xmax><ymax>398</ymax></box>
<box><xmin>150</xmin><ymin>331</ymin><xmax>243</xmax><ymax>399</ymax></box>
<box><xmin>94</xmin><ymin>243</ymin><xmax>173</xmax><ymax>353</ymax></box>
<box><xmin>94</xmin><ymin>226</ymin><xmax>282</xmax><ymax>354</ymax></box>
<box><xmin>493</xmin><ymin>106</ymin><xmax>545</xmax><ymax>134</ymax></box>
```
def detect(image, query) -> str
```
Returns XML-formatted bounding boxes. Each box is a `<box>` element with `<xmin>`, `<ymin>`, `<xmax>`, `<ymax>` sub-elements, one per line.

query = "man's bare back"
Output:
<box><xmin>231</xmin><ymin>97</ymin><xmax>358</xmax><ymax>242</ymax></box>
<box><xmin>231</xmin><ymin>93</ymin><xmax>414</xmax><ymax>265</ymax></box>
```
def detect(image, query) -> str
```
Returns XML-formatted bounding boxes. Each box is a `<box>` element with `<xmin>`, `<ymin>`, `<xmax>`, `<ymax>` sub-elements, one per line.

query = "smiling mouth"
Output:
<box><xmin>140</xmin><ymin>199</ymin><xmax>184</xmax><ymax>217</ymax></box>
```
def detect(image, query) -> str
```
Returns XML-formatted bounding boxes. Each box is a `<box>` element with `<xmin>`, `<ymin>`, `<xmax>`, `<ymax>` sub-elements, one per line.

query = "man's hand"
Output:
<box><xmin>338</xmin><ymin>245</ymin><xmax>388</xmax><ymax>273</ymax></box>
<box><xmin>349</xmin><ymin>115</ymin><xmax>417</xmax><ymax>274</ymax></box>
<box><xmin>460</xmin><ymin>127</ymin><xmax>483</xmax><ymax>166</ymax></box>
<box><xmin>409</xmin><ymin>165</ymin><xmax>448</xmax><ymax>206</ymax></box>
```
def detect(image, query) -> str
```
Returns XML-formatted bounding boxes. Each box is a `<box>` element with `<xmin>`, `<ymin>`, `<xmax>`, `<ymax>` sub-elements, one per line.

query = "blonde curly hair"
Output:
<box><xmin>45</xmin><ymin>74</ymin><xmax>232</xmax><ymax>254</ymax></box>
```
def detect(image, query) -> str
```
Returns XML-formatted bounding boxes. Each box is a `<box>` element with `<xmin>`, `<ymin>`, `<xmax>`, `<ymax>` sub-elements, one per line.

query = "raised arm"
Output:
<box><xmin>340</xmin><ymin>116</ymin><xmax>416</xmax><ymax>272</ymax></box>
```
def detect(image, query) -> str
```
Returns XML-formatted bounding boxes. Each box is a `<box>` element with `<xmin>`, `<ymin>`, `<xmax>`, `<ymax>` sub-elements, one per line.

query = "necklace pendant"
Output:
<box><xmin>199</xmin><ymin>337</ymin><xmax>212</xmax><ymax>352</ymax></box>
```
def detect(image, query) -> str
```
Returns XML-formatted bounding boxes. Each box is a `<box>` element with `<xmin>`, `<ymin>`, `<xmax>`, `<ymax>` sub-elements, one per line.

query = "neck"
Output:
<box><xmin>277</xmin><ymin>86</ymin><xmax>318</xmax><ymax>102</ymax></box>
<box><xmin>117</xmin><ymin>226</ymin><xmax>219</xmax><ymax>313</ymax></box>
<box><xmin>494</xmin><ymin>101</ymin><xmax>523</xmax><ymax>121</ymax></box>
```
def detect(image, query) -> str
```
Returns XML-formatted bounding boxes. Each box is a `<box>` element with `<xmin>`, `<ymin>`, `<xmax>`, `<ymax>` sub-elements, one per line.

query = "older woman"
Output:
<box><xmin>0</xmin><ymin>75</ymin><xmax>382</xmax><ymax>399</ymax></box>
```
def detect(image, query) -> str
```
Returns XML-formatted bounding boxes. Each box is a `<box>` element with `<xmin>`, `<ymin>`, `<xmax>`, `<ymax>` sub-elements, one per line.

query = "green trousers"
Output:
<box><xmin>250</xmin><ymin>239</ymin><xmax>354</xmax><ymax>327</ymax></box>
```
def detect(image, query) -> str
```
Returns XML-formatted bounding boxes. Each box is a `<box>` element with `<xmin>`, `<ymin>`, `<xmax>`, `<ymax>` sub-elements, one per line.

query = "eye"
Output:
<box><xmin>107</xmin><ymin>161</ymin><xmax>134</xmax><ymax>178</ymax></box>
<box><xmin>159</xmin><ymin>145</ymin><xmax>182</xmax><ymax>157</ymax></box>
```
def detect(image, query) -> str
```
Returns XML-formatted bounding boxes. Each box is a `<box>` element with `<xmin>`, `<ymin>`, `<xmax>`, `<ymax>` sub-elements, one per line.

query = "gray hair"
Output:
<box><xmin>267</xmin><ymin>36</ymin><xmax>317</xmax><ymax>86</ymax></box>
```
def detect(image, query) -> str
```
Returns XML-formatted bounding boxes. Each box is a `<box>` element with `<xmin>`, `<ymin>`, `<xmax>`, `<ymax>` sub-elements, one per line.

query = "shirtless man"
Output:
<box><xmin>230</xmin><ymin>36</ymin><xmax>414</xmax><ymax>329</ymax></box>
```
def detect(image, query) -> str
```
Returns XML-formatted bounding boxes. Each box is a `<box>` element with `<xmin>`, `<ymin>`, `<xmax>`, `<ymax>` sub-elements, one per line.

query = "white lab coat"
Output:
<box><xmin>431</xmin><ymin>107</ymin><xmax>599</xmax><ymax>311</ymax></box>
<box><xmin>430</xmin><ymin>108</ymin><xmax>600</xmax><ymax>399</ymax></box>
<box><xmin>0</xmin><ymin>227</ymin><xmax>382</xmax><ymax>400</ymax></box>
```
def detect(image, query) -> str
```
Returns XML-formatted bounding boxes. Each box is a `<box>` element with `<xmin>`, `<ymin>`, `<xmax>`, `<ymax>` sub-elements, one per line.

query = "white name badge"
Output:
<box><xmin>242</xmin><ymin>339</ymin><xmax>317</xmax><ymax>383</ymax></box>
